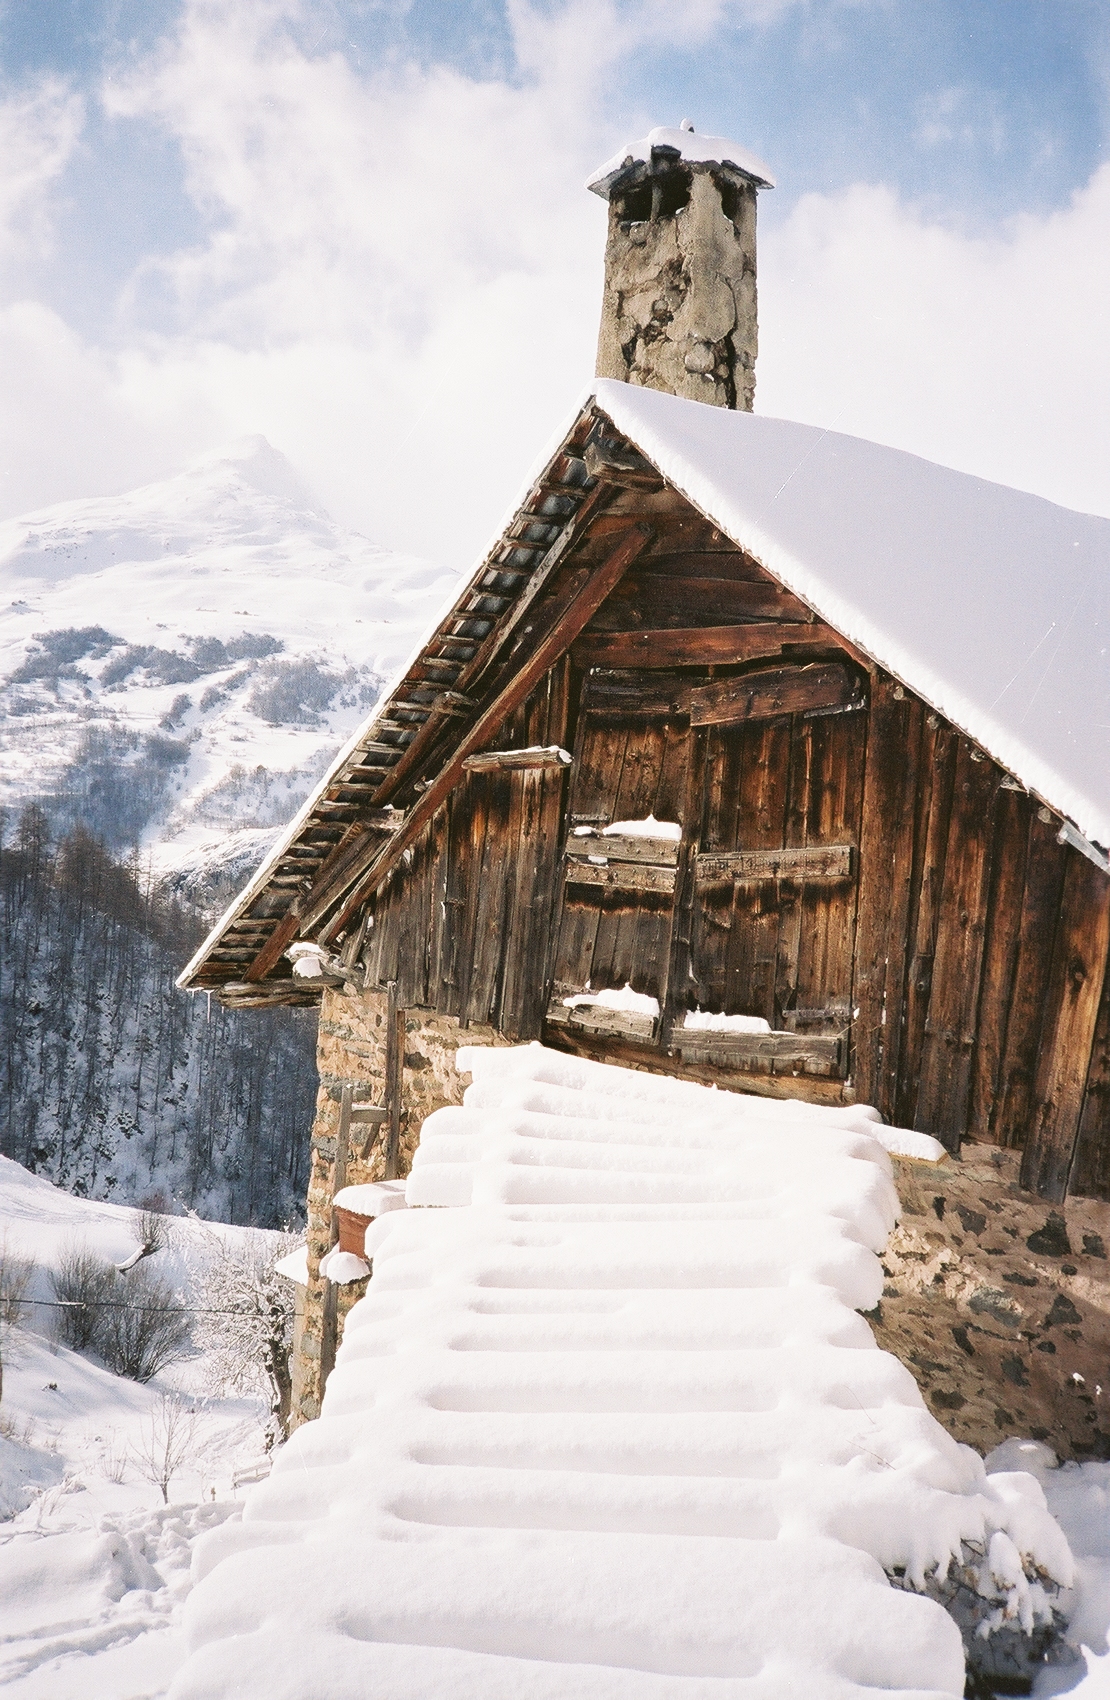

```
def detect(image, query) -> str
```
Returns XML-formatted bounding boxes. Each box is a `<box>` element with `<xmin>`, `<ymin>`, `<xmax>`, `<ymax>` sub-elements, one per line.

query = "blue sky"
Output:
<box><xmin>1</xmin><ymin>0</ymin><xmax>1108</xmax><ymax>562</ymax></box>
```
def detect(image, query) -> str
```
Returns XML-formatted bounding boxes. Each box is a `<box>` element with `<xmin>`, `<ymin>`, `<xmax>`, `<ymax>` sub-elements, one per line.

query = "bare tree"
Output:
<box><xmin>50</xmin><ymin>1241</ymin><xmax>116</xmax><ymax>1352</ymax></box>
<box><xmin>49</xmin><ymin>1240</ymin><xmax>190</xmax><ymax>1381</ymax></box>
<box><xmin>117</xmin><ymin>1204</ymin><xmax>170</xmax><ymax>1273</ymax></box>
<box><xmin>190</xmin><ymin>1232</ymin><xmax>299</xmax><ymax>1441</ymax></box>
<box><xmin>131</xmin><ymin>1393</ymin><xmax>201</xmax><ymax>1503</ymax></box>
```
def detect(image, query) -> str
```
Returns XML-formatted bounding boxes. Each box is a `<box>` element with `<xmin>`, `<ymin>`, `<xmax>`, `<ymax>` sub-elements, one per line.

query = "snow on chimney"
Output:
<box><xmin>587</xmin><ymin>122</ymin><xmax>774</xmax><ymax>411</ymax></box>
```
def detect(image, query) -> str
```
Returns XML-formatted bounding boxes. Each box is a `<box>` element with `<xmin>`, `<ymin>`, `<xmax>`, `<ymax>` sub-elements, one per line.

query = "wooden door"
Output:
<box><xmin>680</xmin><ymin>663</ymin><xmax>868</xmax><ymax>1081</ymax></box>
<box><xmin>546</xmin><ymin>673</ymin><xmax>691</xmax><ymax>1046</ymax></box>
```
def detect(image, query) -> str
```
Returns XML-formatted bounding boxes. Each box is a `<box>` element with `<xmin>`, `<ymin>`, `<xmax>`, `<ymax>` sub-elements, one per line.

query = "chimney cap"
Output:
<box><xmin>586</xmin><ymin>124</ymin><xmax>775</xmax><ymax>199</ymax></box>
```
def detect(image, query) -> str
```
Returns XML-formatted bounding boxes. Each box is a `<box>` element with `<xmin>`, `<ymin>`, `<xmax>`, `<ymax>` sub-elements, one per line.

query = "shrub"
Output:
<box><xmin>101</xmin><ymin>1262</ymin><xmax>191</xmax><ymax>1383</ymax></box>
<box><xmin>50</xmin><ymin>1243</ymin><xmax>117</xmax><ymax>1352</ymax></box>
<box><xmin>49</xmin><ymin>1243</ymin><xmax>190</xmax><ymax>1381</ymax></box>
<box><xmin>248</xmin><ymin>659</ymin><xmax>339</xmax><ymax>726</ymax></box>
<box><xmin>0</xmin><ymin>1240</ymin><xmax>37</xmax><ymax>1330</ymax></box>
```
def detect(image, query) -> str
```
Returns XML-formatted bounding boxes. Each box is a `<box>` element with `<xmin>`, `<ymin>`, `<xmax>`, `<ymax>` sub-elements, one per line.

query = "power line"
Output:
<box><xmin>2</xmin><ymin>1297</ymin><xmax>282</xmax><ymax>1317</ymax></box>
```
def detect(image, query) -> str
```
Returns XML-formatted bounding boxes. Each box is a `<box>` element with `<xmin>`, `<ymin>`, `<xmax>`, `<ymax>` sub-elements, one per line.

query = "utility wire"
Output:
<box><xmin>2</xmin><ymin>1297</ymin><xmax>282</xmax><ymax>1316</ymax></box>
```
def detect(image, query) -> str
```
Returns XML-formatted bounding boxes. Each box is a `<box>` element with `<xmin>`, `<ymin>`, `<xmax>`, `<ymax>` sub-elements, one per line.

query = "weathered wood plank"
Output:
<box><xmin>966</xmin><ymin>787</ymin><xmax>1031</xmax><ymax>1142</ymax></box>
<box><xmin>912</xmin><ymin>742</ymin><xmax>1002</xmax><ymax>1148</ymax></box>
<box><xmin>589</xmin><ymin>574</ymin><xmax>815</xmax><ymax>630</ymax></box>
<box><xmin>852</xmin><ymin>681</ymin><xmax>924</xmax><ymax>1120</ymax></box>
<box><xmin>721</xmin><ymin>717</ymin><xmax>790</xmax><ymax>1027</ymax></box>
<box><xmin>989</xmin><ymin>814</ymin><xmax>1069</xmax><ymax>1148</ymax></box>
<box><xmin>318</xmin><ymin>523</ymin><xmax>655</xmax><ymax>943</ymax></box>
<box><xmin>567</xmin><ymin>833</ymin><xmax>680</xmax><ymax>866</ymax></box>
<box><xmin>564</xmin><ymin>860</ymin><xmax>678</xmax><ymax>895</ymax></box>
<box><xmin>1020</xmin><ymin>852</ymin><xmax>1110</xmax><ymax>1201</ymax></box>
<box><xmin>546</xmin><ymin>996</ymin><xmax>658</xmax><ymax>1043</ymax></box>
<box><xmin>1069</xmin><ymin>938</ymin><xmax>1110</xmax><ymax>1200</ymax></box>
<box><xmin>686</xmin><ymin>662</ymin><xmax>862</xmax><ymax>727</ymax></box>
<box><xmin>895</xmin><ymin>719</ymin><xmax>957</xmax><ymax>1128</ymax></box>
<box><xmin>571</xmin><ymin>624</ymin><xmax>838</xmax><ymax>671</ymax></box>
<box><xmin>791</xmin><ymin>706</ymin><xmax>866</xmax><ymax>1059</ymax></box>
<box><xmin>673</xmin><ymin>1029</ymin><xmax>842</xmax><ymax>1076</ymax></box>
<box><xmin>462</xmin><ymin>746</ymin><xmax>572</xmax><ymax>772</ymax></box>
<box><xmin>696</xmin><ymin>844</ymin><xmax>853</xmax><ymax>883</ymax></box>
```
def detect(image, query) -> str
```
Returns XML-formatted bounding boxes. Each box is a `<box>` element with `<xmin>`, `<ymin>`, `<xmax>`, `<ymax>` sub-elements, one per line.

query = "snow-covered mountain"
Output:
<box><xmin>0</xmin><ymin>437</ymin><xmax>457</xmax><ymax>894</ymax></box>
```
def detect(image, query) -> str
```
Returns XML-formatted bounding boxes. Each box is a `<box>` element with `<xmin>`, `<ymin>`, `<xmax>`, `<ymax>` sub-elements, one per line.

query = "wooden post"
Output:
<box><xmin>318</xmin><ymin>1082</ymin><xmax>352</xmax><ymax>1390</ymax></box>
<box><xmin>384</xmin><ymin>980</ymin><xmax>404</xmax><ymax>1181</ymax></box>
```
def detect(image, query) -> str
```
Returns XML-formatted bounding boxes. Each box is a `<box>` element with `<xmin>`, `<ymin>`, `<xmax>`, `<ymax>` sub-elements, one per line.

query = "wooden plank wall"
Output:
<box><xmin>356</xmin><ymin>482</ymin><xmax>1110</xmax><ymax>1201</ymax></box>
<box><xmin>361</xmin><ymin>660</ymin><xmax>572</xmax><ymax>1038</ymax></box>
<box><xmin>851</xmin><ymin>675</ymin><xmax>1110</xmax><ymax>1196</ymax></box>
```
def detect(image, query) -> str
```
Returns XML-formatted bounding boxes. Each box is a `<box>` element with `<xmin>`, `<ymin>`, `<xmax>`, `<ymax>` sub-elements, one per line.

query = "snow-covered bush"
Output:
<box><xmin>190</xmin><ymin>1232</ymin><xmax>299</xmax><ymax>1440</ymax></box>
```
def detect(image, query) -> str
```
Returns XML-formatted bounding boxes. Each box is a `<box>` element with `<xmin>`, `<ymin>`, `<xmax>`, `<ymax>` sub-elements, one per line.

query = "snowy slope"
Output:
<box><xmin>0</xmin><ymin>1155</ymin><xmax>294</xmax><ymax>1697</ymax></box>
<box><xmin>170</xmin><ymin>1046</ymin><xmax>1073</xmax><ymax>1700</ymax></box>
<box><xmin>0</xmin><ymin>437</ymin><xmax>457</xmax><ymax>883</ymax></box>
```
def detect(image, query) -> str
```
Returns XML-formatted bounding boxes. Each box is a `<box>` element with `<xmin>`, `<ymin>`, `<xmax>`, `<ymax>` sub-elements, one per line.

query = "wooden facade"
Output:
<box><xmin>181</xmin><ymin>402</ymin><xmax>1110</xmax><ymax>1204</ymax></box>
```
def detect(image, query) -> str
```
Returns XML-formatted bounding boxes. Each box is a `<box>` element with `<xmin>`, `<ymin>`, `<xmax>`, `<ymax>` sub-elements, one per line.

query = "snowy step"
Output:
<box><xmin>169</xmin><ymin>1044</ymin><xmax>1073</xmax><ymax>1700</ymax></box>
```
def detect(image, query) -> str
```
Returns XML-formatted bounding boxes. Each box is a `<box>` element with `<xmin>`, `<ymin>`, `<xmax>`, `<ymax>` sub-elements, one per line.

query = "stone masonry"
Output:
<box><xmin>290</xmin><ymin>985</ymin><xmax>513</xmax><ymax>1427</ymax></box>
<box><xmin>595</xmin><ymin>160</ymin><xmax>759</xmax><ymax>410</ymax></box>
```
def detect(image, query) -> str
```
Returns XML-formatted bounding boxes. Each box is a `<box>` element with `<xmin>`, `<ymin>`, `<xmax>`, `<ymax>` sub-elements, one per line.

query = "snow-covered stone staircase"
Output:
<box><xmin>170</xmin><ymin>1045</ymin><xmax>1073</xmax><ymax>1700</ymax></box>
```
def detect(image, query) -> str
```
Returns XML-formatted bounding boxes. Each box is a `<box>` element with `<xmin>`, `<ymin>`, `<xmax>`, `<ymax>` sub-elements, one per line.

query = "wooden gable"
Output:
<box><xmin>180</xmin><ymin>401</ymin><xmax>1110</xmax><ymax>1202</ymax></box>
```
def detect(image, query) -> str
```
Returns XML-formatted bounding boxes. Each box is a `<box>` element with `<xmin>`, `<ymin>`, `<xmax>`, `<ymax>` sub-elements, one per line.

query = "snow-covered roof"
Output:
<box><xmin>171</xmin><ymin>1045</ymin><xmax>1070</xmax><ymax>1700</ymax></box>
<box><xmin>587</xmin><ymin>123</ymin><xmax>776</xmax><ymax>197</ymax></box>
<box><xmin>179</xmin><ymin>381</ymin><xmax>1110</xmax><ymax>999</ymax></box>
<box><xmin>593</xmin><ymin>380</ymin><xmax>1110</xmax><ymax>856</ymax></box>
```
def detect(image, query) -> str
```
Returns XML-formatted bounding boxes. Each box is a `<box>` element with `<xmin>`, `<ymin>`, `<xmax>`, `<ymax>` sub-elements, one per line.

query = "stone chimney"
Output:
<box><xmin>588</xmin><ymin>122</ymin><xmax>774</xmax><ymax>410</ymax></box>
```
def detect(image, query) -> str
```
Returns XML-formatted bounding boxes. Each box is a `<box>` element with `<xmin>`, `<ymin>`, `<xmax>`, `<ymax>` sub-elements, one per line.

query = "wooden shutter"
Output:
<box><xmin>679</xmin><ymin>665</ymin><xmax>868</xmax><ymax>1079</ymax></box>
<box><xmin>546</xmin><ymin>676</ymin><xmax>691</xmax><ymax>1046</ymax></box>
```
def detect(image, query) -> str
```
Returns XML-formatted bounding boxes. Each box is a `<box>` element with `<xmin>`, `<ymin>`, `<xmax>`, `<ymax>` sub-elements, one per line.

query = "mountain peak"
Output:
<box><xmin>181</xmin><ymin>435</ymin><xmax>324</xmax><ymax>516</ymax></box>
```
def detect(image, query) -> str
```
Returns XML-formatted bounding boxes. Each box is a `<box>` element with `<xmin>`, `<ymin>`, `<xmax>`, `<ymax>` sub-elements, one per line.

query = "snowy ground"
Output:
<box><xmin>0</xmin><ymin>1157</ymin><xmax>289</xmax><ymax>1698</ymax></box>
<box><xmin>6</xmin><ymin>1108</ymin><xmax>1110</xmax><ymax>1699</ymax></box>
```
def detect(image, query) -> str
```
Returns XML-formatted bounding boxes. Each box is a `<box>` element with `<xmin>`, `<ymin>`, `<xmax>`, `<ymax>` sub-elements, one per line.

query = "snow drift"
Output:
<box><xmin>170</xmin><ymin>1045</ymin><xmax>1072</xmax><ymax>1699</ymax></box>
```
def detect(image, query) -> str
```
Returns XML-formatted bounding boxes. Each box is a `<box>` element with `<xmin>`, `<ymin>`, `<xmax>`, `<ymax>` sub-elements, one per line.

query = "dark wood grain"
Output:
<box><xmin>1021</xmin><ymin>851</ymin><xmax>1110</xmax><ymax>1200</ymax></box>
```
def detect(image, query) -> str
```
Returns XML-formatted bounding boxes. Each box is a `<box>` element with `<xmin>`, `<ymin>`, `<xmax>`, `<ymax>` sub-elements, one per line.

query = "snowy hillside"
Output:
<box><xmin>0</xmin><ymin>1155</ymin><xmax>297</xmax><ymax>1698</ymax></box>
<box><xmin>0</xmin><ymin>437</ymin><xmax>457</xmax><ymax>888</ymax></box>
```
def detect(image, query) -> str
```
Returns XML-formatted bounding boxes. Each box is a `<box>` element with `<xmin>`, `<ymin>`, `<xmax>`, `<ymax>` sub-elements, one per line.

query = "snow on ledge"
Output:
<box><xmin>318</xmin><ymin>1247</ymin><xmax>369</xmax><ymax>1284</ymax></box>
<box><xmin>682</xmin><ymin>1008</ymin><xmax>772</xmax><ymax>1034</ymax></box>
<box><xmin>587</xmin><ymin>124</ymin><xmax>775</xmax><ymax>195</ymax></box>
<box><xmin>562</xmin><ymin>985</ymin><xmax>661</xmax><ymax>1017</ymax></box>
<box><xmin>273</xmin><ymin>1245</ymin><xmax>308</xmax><ymax>1285</ymax></box>
<box><xmin>333</xmin><ymin>1181</ymin><xmax>408</xmax><ymax>1217</ymax></box>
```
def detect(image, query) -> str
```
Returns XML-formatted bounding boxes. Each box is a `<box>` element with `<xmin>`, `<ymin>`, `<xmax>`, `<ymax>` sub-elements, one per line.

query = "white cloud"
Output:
<box><xmin>758</xmin><ymin>167</ymin><xmax>1110</xmax><ymax>519</ymax></box>
<box><xmin>0</xmin><ymin>0</ymin><xmax>1108</xmax><ymax>570</ymax></box>
<box><xmin>0</xmin><ymin>77</ymin><xmax>83</xmax><ymax>285</ymax></box>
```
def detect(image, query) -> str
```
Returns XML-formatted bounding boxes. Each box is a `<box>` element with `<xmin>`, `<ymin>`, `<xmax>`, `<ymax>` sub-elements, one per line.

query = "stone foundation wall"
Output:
<box><xmin>290</xmin><ymin>988</ymin><xmax>514</xmax><ymax>1427</ymax></box>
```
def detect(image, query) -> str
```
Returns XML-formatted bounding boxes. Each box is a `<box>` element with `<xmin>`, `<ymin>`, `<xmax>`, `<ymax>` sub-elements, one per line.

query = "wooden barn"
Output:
<box><xmin>179</xmin><ymin>125</ymin><xmax>1110</xmax><ymax>1423</ymax></box>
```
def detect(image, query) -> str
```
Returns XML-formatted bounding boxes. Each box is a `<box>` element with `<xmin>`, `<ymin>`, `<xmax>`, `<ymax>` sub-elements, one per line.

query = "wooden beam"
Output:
<box><xmin>315</xmin><ymin>523</ymin><xmax>655</xmax><ymax>943</ymax></box>
<box><xmin>564</xmin><ymin>860</ymin><xmax>677</xmax><ymax>896</ymax></box>
<box><xmin>462</xmin><ymin>746</ymin><xmax>572</xmax><ymax>773</ymax></box>
<box><xmin>373</xmin><ymin>480</ymin><xmax>612</xmax><ymax>805</ymax></box>
<box><xmin>695</xmin><ymin>845</ymin><xmax>854</xmax><ymax>883</ymax></box>
<box><xmin>570</xmin><ymin>623</ymin><xmax>838</xmax><ymax>670</ymax></box>
<box><xmin>566</xmin><ymin>832</ymin><xmax>680</xmax><ymax>866</ymax></box>
<box><xmin>686</xmin><ymin>662</ymin><xmax>862</xmax><ymax>727</ymax></box>
<box><xmin>384</xmin><ymin>980</ymin><xmax>404</xmax><ymax>1181</ymax></box>
<box><xmin>545</xmin><ymin>997</ymin><xmax>659</xmax><ymax>1044</ymax></box>
<box><xmin>1020</xmin><ymin>851</ymin><xmax>1110</xmax><ymax>1200</ymax></box>
<box><xmin>673</xmin><ymin>1029</ymin><xmax>843</xmax><ymax>1077</ymax></box>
